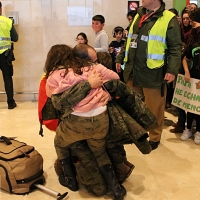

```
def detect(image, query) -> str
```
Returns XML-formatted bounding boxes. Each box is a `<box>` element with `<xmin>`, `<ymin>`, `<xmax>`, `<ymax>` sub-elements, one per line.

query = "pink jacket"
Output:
<box><xmin>46</xmin><ymin>64</ymin><xmax>119</xmax><ymax>112</ymax></box>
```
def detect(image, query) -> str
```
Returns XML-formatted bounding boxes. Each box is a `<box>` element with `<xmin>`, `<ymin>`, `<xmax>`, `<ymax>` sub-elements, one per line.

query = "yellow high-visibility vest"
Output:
<box><xmin>0</xmin><ymin>16</ymin><xmax>12</xmax><ymax>54</ymax></box>
<box><xmin>124</xmin><ymin>10</ymin><xmax>175</xmax><ymax>69</ymax></box>
<box><xmin>147</xmin><ymin>10</ymin><xmax>174</xmax><ymax>69</ymax></box>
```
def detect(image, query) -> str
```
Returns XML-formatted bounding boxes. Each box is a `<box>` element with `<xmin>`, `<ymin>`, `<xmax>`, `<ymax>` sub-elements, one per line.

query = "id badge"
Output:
<box><xmin>130</xmin><ymin>41</ymin><xmax>137</xmax><ymax>48</ymax></box>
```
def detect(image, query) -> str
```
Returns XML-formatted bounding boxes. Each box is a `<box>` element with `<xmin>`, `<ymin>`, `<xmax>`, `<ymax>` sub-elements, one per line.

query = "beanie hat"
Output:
<box><xmin>189</xmin><ymin>8</ymin><xmax>200</xmax><ymax>23</ymax></box>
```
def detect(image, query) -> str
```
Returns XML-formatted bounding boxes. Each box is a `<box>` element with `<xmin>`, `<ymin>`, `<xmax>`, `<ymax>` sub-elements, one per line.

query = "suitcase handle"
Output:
<box><xmin>0</xmin><ymin>136</ymin><xmax>12</xmax><ymax>145</ymax></box>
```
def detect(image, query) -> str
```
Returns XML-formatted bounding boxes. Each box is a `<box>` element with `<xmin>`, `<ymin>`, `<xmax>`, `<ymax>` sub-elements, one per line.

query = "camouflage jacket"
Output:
<box><xmin>51</xmin><ymin>80</ymin><xmax>157</xmax><ymax>153</ymax></box>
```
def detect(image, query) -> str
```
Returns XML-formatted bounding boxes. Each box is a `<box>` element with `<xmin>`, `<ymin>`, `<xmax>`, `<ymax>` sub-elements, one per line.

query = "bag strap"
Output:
<box><xmin>0</xmin><ymin>136</ymin><xmax>12</xmax><ymax>145</ymax></box>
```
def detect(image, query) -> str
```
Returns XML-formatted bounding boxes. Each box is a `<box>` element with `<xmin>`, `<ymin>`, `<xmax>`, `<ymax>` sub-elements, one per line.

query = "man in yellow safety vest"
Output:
<box><xmin>0</xmin><ymin>1</ymin><xmax>18</xmax><ymax>109</ymax></box>
<box><xmin>116</xmin><ymin>0</ymin><xmax>182</xmax><ymax>150</ymax></box>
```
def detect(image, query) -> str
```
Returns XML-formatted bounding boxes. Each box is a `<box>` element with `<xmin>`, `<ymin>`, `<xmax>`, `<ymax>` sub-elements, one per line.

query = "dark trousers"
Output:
<box><xmin>177</xmin><ymin>107</ymin><xmax>186</xmax><ymax>129</ymax></box>
<box><xmin>0</xmin><ymin>52</ymin><xmax>15</xmax><ymax>105</ymax></box>
<box><xmin>166</xmin><ymin>82</ymin><xmax>174</xmax><ymax>106</ymax></box>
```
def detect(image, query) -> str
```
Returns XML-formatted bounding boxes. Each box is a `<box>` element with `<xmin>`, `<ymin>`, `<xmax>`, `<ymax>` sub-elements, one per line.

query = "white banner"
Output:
<box><xmin>172</xmin><ymin>74</ymin><xmax>200</xmax><ymax>115</ymax></box>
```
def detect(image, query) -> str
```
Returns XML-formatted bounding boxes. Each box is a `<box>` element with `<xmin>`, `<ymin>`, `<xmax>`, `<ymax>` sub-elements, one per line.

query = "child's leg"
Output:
<box><xmin>195</xmin><ymin>114</ymin><xmax>200</xmax><ymax>132</ymax></box>
<box><xmin>181</xmin><ymin>112</ymin><xmax>194</xmax><ymax>141</ymax></box>
<box><xmin>194</xmin><ymin>114</ymin><xmax>200</xmax><ymax>145</ymax></box>
<box><xmin>107</xmin><ymin>144</ymin><xmax>134</xmax><ymax>184</ymax></box>
<box><xmin>54</xmin><ymin>134</ymin><xmax>71</xmax><ymax>160</ymax></box>
<box><xmin>86</xmin><ymin>112</ymin><xmax>126</xmax><ymax>199</ymax></box>
<box><xmin>86</xmin><ymin>124</ymin><xmax>110</xmax><ymax>167</ymax></box>
<box><xmin>186</xmin><ymin>112</ymin><xmax>195</xmax><ymax>129</ymax></box>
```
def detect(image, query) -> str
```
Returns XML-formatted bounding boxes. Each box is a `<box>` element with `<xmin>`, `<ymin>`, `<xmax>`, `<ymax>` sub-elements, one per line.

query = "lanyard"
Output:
<box><xmin>139</xmin><ymin>12</ymin><xmax>155</xmax><ymax>27</ymax></box>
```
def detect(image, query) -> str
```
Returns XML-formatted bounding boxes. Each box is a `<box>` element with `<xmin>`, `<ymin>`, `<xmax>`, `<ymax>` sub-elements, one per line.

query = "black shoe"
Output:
<box><xmin>8</xmin><ymin>103</ymin><xmax>17</xmax><ymax>109</ymax></box>
<box><xmin>169</xmin><ymin>127</ymin><xmax>184</xmax><ymax>133</ymax></box>
<box><xmin>149</xmin><ymin>141</ymin><xmax>160</xmax><ymax>150</ymax></box>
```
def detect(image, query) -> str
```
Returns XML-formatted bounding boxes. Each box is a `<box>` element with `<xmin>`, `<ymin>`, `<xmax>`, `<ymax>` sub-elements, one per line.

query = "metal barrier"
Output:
<box><xmin>0</xmin><ymin>91</ymin><xmax>38</xmax><ymax>102</ymax></box>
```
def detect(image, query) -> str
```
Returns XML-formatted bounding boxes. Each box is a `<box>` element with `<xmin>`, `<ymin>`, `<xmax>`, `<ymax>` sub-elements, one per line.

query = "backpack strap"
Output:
<box><xmin>39</xmin><ymin>120</ymin><xmax>44</xmax><ymax>137</ymax></box>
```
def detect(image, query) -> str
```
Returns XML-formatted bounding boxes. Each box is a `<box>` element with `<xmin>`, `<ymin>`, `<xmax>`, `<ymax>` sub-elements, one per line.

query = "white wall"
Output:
<box><xmin>0</xmin><ymin>0</ymin><xmax>173</xmax><ymax>101</ymax></box>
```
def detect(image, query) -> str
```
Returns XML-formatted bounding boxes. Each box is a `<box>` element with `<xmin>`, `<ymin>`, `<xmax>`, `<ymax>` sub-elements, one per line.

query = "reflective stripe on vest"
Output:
<box><xmin>0</xmin><ymin>45</ymin><xmax>11</xmax><ymax>50</ymax></box>
<box><xmin>123</xmin><ymin>14</ymin><xmax>139</xmax><ymax>63</ymax></box>
<box><xmin>0</xmin><ymin>16</ymin><xmax>12</xmax><ymax>54</ymax></box>
<box><xmin>0</xmin><ymin>37</ymin><xmax>11</xmax><ymax>41</ymax></box>
<box><xmin>147</xmin><ymin>10</ymin><xmax>175</xmax><ymax>69</ymax></box>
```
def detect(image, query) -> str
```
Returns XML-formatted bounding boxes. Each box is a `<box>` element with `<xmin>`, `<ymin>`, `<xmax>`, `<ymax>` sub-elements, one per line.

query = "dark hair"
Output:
<box><xmin>126</xmin><ymin>10</ymin><xmax>137</xmax><ymax>18</ymax></box>
<box><xmin>97</xmin><ymin>52</ymin><xmax>112</xmax><ymax>69</ymax></box>
<box><xmin>92</xmin><ymin>15</ymin><xmax>105</xmax><ymax>24</ymax></box>
<box><xmin>76</xmin><ymin>32</ymin><xmax>88</xmax><ymax>44</ymax></box>
<box><xmin>189</xmin><ymin>8</ymin><xmax>200</xmax><ymax>23</ymax></box>
<box><xmin>0</xmin><ymin>2</ymin><xmax>2</xmax><ymax>7</ymax></box>
<box><xmin>44</xmin><ymin>44</ymin><xmax>72</xmax><ymax>78</ymax></box>
<box><xmin>191</xmin><ymin>3</ymin><xmax>198</xmax><ymax>8</ymax></box>
<box><xmin>168</xmin><ymin>8</ymin><xmax>178</xmax><ymax>16</ymax></box>
<box><xmin>72</xmin><ymin>44</ymin><xmax>96</xmax><ymax>74</ymax></box>
<box><xmin>112</xmin><ymin>26</ymin><xmax>124</xmax><ymax>38</ymax></box>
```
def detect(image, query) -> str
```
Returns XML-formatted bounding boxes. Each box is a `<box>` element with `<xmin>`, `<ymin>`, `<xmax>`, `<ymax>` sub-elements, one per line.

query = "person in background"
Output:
<box><xmin>116</xmin><ymin>0</ymin><xmax>182</xmax><ymax>150</ymax></box>
<box><xmin>181</xmin><ymin>10</ymin><xmax>192</xmax><ymax>43</ymax></box>
<box><xmin>92</xmin><ymin>15</ymin><xmax>109</xmax><ymax>52</ymax></box>
<box><xmin>169</xmin><ymin>42</ymin><xmax>188</xmax><ymax>134</ymax></box>
<box><xmin>168</xmin><ymin>8</ymin><xmax>181</xmax><ymax>24</ymax></box>
<box><xmin>180</xmin><ymin>8</ymin><xmax>200</xmax><ymax>144</ymax></box>
<box><xmin>185</xmin><ymin>3</ymin><xmax>198</xmax><ymax>12</ymax></box>
<box><xmin>109</xmin><ymin>26</ymin><xmax>125</xmax><ymax>82</ymax></box>
<box><xmin>0</xmin><ymin>1</ymin><xmax>18</xmax><ymax>109</ymax></box>
<box><xmin>75</xmin><ymin>32</ymin><xmax>88</xmax><ymax>44</ymax></box>
<box><xmin>97</xmin><ymin>52</ymin><xmax>112</xmax><ymax>70</ymax></box>
<box><xmin>166</xmin><ymin>8</ymin><xmax>180</xmax><ymax>109</ymax></box>
<box><xmin>124</xmin><ymin>10</ymin><xmax>137</xmax><ymax>37</ymax></box>
<box><xmin>190</xmin><ymin>3</ymin><xmax>198</xmax><ymax>11</ymax></box>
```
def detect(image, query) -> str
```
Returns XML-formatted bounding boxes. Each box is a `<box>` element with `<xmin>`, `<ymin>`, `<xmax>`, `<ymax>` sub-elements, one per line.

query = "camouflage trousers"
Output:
<box><xmin>70</xmin><ymin>140</ymin><xmax>107</xmax><ymax>196</ymax></box>
<box><xmin>55</xmin><ymin>110</ymin><xmax>111</xmax><ymax>167</ymax></box>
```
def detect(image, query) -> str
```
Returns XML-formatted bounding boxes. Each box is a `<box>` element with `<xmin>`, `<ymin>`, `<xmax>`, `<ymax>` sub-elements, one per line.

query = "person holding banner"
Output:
<box><xmin>181</xmin><ymin>8</ymin><xmax>200</xmax><ymax>144</ymax></box>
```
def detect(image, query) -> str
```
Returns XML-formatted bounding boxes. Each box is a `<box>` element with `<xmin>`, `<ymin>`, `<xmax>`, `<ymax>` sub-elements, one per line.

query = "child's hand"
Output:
<box><xmin>109</xmin><ymin>47</ymin><xmax>114</xmax><ymax>53</ymax></box>
<box><xmin>124</xmin><ymin>30</ymin><xmax>128</xmax><ymax>38</ymax></box>
<box><xmin>116</xmin><ymin>63</ymin><xmax>121</xmax><ymax>73</ymax></box>
<box><xmin>184</xmin><ymin>71</ymin><xmax>190</xmax><ymax>82</ymax></box>
<box><xmin>177</xmin><ymin>16</ymin><xmax>182</xmax><ymax>25</ymax></box>
<box><xmin>196</xmin><ymin>81</ymin><xmax>200</xmax><ymax>89</ymax></box>
<box><xmin>88</xmin><ymin>70</ymin><xmax>103</xmax><ymax>88</ymax></box>
<box><xmin>100</xmin><ymin>91</ymin><xmax>111</xmax><ymax>106</ymax></box>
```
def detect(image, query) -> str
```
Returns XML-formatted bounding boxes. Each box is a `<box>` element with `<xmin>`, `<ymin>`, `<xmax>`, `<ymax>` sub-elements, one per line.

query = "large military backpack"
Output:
<box><xmin>0</xmin><ymin>136</ymin><xmax>45</xmax><ymax>194</ymax></box>
<box><xmin>38</xmin><ymin>74</ymin><xmax>61</xmax><ymax>137</ymax></box>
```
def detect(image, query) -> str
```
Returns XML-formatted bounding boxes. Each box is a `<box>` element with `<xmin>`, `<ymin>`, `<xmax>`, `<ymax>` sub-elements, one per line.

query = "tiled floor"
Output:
<box><xmin>0</xmin><ymin>101</ymin><xmax>200</xmax><ymax>200</ymax></box>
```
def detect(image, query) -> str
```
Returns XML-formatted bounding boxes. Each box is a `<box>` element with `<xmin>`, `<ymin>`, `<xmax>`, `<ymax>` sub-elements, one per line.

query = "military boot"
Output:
<box><xmin>59</xmin><ymin>157</ymin><xmax>79</xmax><ymax>191</ymax></box>
<box><xmin>123</xmin><ymin>156</ymin><xmax>135</xmax><ymax>172</ymax></box>
<box><xmin>54</xmin><ymin>158</ymin><xmax>64</xmax><ymax>186</ymax></box>
<box><xmin>115</xmin><ymin>162</ymin><xmax>133</xmax><ymax>184</ymax></box>
<box><xmin>100</xmin><ymin>164</ymin><xmax>126</xmax><ymax>200</ymax></box>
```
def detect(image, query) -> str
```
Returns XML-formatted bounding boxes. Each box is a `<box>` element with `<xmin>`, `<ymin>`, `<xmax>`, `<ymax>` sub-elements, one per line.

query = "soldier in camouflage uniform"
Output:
<box><xmin>52</xmin><ymin>78</ymin><xmax>156</xmax><ymax>199</ymax></box>
<box><xmin>44</xmin><ymin>44</ymin><xmax>156</xmax><ymax>199</ymax></box>
<box><xmin>51</xmin><ymin>52</ymin><xmax>136</xmax><ymax>198</ymax></box>
<box><xmin>45</xmin><ymin>44</ymin><xmax>128</xmax><ymax>199</ymax></box>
